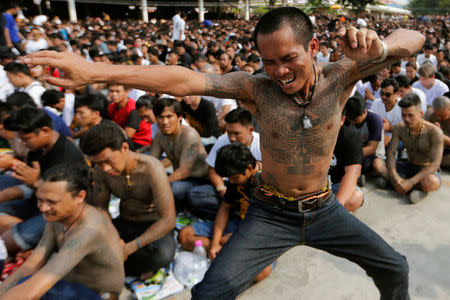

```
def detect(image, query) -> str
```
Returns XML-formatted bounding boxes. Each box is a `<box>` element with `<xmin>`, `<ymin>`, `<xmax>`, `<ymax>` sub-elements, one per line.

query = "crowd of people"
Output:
<box><xmin>0</xmin><ymin>1</ymin><xmax>448</xmax><ymax>299</ymax></box>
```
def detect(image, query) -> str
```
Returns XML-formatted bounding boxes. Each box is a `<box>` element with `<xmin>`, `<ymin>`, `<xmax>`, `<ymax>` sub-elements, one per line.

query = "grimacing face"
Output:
<box><xmin>257</xmin><ymin>25</ymin><xmax>316</xmax><ymax>96</ymax></box>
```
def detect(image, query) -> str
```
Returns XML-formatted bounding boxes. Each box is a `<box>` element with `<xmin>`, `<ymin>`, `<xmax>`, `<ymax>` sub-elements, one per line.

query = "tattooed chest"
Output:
<box><xmin>257</xmin><ymin>93</ymin><xmax>341</xmax><ymax>172</ymax></box>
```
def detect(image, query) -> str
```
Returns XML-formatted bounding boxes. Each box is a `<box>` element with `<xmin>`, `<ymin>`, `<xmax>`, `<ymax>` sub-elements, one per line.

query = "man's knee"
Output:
<box><xmin>420</xmin><ymin>174</ymin><xmax>440</xmax><ymax>191</ymax></box>
<box><xmin>178</xmin><ymin>225</ymin><xmax>195</xmax><ymax>248</ymax></box>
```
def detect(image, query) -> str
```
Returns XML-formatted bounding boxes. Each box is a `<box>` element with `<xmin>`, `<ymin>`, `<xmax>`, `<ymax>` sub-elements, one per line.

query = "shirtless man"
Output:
<box><xmin>379</xmin><ymin>93</ymin><xmax>443</xmax><ymax>203</ymax></box>
<box><xmin>80</xmin><ymin>121</ymin><xmax>176</xmax><ymax>277</ymax></box>
<box><xmin>26</xmin><ymin>7</ymin><xmax>424</xmax><ymax>299</ymax></box>
<box><xmin>0</xmin><ymin>164</ymin><xmax>124</xmax><ymax>300</ymax></box>
<box><xmin>425</xmin><ymin>96</ymin><xmax>450</xmax><ymax>169</ymax></box>
<box><xmin>150</xmin><ymin>98</ymin><xmax>209</xmax><ymax>209</ymax></box>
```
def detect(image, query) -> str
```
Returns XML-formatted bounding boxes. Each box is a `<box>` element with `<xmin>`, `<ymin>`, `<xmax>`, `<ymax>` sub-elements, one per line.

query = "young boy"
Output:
<box><xmin>178</xmin><ymin>142</ymin><xmax>272</xmax><ymax>282</ymax></box>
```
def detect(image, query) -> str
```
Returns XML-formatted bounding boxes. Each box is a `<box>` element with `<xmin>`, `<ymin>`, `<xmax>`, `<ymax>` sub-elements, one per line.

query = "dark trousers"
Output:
<box><xmin>192</xmin><ymin>194</ymin><xmax>409</xmax><ymax>299</ymax></box>
<box><xmin>113</xmin><ymin>218</ymin><xmax>176</xmax><ymax>276</ymax></box>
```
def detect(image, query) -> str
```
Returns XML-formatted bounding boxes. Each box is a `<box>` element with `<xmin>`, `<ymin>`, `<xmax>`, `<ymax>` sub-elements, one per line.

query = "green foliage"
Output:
<box><xmin>409</xmin><ymin>0</ymin><xmax>450</xmax><ymax>15</ymax></box>
<box><xmin>337</xmin><ymin>0</ymin><xmax>378</xmax><ymax>12</ymax></box>
<box><xmin>252</xmin><ymin>6</ymin><xmax>270</xmax><ymax>16</ymax></box>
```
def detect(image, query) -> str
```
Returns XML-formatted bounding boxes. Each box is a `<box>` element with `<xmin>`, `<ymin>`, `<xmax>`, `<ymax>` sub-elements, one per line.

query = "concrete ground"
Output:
<box><xmin>120</xmin><ymin>170</ymin><xmax>450</xmax><ymax>300</ymax></box>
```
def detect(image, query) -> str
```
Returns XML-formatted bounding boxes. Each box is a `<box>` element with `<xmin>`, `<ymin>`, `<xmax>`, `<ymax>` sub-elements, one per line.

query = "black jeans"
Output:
<box><xmin>113</xmin><ymin>218</ymin><xmax>176</xmax><ymax>276</ymax></box>
<box><xmin>192</xmin><ymin>194</ymin><xmax>409</xmax><ymax>299</ymax></box>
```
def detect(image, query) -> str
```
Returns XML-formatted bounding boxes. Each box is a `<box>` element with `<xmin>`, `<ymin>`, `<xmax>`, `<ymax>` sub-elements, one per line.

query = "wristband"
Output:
<box><xmin>371</xmin><ymin>41</ymin><xmax>388</xmax><ymax>64</ymax></box>
<box><xmin>136</xmin><ymin>237</ymin><xmax>143</xmax><ymax>249</ymax></box>
<box><xmin>216</xmin><ymin>185</ymin><xmax>226</xmax><ymax>192</ymax></box>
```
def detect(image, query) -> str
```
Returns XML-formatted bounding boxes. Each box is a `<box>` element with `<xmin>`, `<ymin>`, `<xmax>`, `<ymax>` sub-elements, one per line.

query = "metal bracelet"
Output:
<box><xmin>371</xmin><ymin>40</ymin><xmax>388</xmax><ymax>64</ymax></box>
<box><xmin>136</xmin><ymin>237</ymin><xmax>143</xmax><ymax>249</ymax></box>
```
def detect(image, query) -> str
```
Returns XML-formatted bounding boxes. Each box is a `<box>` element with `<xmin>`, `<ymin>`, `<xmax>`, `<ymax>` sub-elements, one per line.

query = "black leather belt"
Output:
<box><xmin>253</xmin><ymin>188</ymin><xmax>332</xmax><ymax>213</ymax></box>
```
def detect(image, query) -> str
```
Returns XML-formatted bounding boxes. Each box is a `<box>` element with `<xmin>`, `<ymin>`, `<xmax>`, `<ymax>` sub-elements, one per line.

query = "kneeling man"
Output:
<box><xmin>381</xmin><ymin>93</ymin><xmax>443</xmax><ymax>203</ymax></box>
<box><xmin>0</xmin><ymin>164</ymin><xmax>124</xmax><ymax>299</ymax></box>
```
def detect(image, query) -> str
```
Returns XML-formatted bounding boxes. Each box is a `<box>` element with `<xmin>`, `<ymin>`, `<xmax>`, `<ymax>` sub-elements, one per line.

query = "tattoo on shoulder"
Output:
<box><xmin>205</xmin><ymin>72</ymin><xmax>251</xmax><ymax>100</ymax></box>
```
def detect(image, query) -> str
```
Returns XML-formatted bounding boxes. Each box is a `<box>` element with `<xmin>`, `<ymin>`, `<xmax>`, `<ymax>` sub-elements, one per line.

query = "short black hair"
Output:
<box><xmin>215</xmin><ymin>142</ymin><xmax>256</xmax><ymax>177</ymax></box>
<box><xmin>366</xmin><ymin>73</ymin><xmax>380</xmax><ymax>84</ymax></box>
<box><xmin>381</xmin><ymin>77</ymin><xmax>399</xmax><ymax>93</ymax></box>
<box><xmin>398</xmin><ymin>93</ymin><xmax>422</xmax><ymax>110</ymax></box>
<box><xmin>253</xmin><ymin>7</ymin><xmax>313</xmax><ymax>51</ymax></box>
<box><xmin>75</xmin><ymin>94</ymin><xmax>106</xmax><ymax>113</ymax></box>
<box><xmin>344</xmin><ymin>93</ymin><xmax>366</xmax><ymax>121</ymax></box>
<box><xmin>136</xmin><ymin>95</ymin><xmax>156</xmax><ymax>110</ymax></box>
<box><xmin>153</xmin><ymin>97</ymin><xmax>183</xmax><ymax>118</ymax></box>
<box><xmin>6</xmin><ymin>92</ymin><xmax>37</xmax><ymax>109</ymax></box>
<box><xmin>148</xmin><ymin>47</ymin><xmax>159</xmax><ymax>57</ymax></box>
<box><xmin>80</xmin><ymin>121</ymin><xmax>126</xmax><ymax>156</ymax></box>
<box><xmin>41</xmin><ymin>90</ymin><xmax>64</xmax><ymax>107</ymax></box>
<box><xmin>224</xmin><ymin>107</ymin><xmax>252</xmax><ymax>126</ymax></box>
<box><xmin>405</xmin><ymin>61</ymin><xmax>417</xmax><ymax>70</ymax></box>
<box><xmin>392</xmin><ymin>60</ymin><xmax>401</xmax><ymax>67</ymax></box>
<box><xmin>4</xmin><ymin>106</ymin><xmax>53</xmax><ymax>132</ymax></box>
<box><xmin>395</xmin><ymin>75</ymin><xmax>410</xmax><ymax>88</ymax></box>
<box><xmin>0</xmin><ymin>102</ymin><xmax>12</xmax><ymax>125</ymax></box>
<box><xmin>4</xmin><ymin>62</ymin><xmax>30</xmax><ymax>76</ymax></box>
<box><xmin>41</xmin><ymin>163</ymin><xmax>92</xmax><ymax>197</ymax></box>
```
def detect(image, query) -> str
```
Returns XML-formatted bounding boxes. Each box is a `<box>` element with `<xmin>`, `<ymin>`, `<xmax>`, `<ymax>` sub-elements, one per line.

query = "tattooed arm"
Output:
<box><xmin>168</xmin><ymin>129</ymin><xmax>204</xmax><ymax>182</ymax></box>
<box><xmin>386</xmin><ymin>125</ymin><xmax>402</xmax><ymax>186</ymax></box>
<box><xmin>149</xmin><ymin>132</ymin><xmax>164</xmax><ymax>159</ymax></box>
<box><xmin>90</xmin><ymin>167</ymin><xmax>112</xmax><ymax>213</ymax></box>
<box><xmin>123</xmin><ymin>157</ymin><xmax>176</xmax><ymax>259</ymax></box>
<box><xmin>0</xmin><ymin>224</ymin><xmax>57</xmax><ymax>299</ymax></box>
<box><xmin>0</xmin><ymin>226</ymin><xmax>98</xmax><ymax>300</ymax></box>
<box><xmin>336</xmin><ymin>27</ymin><xmax>425</xmax><ymax>88</ymax></box>
<box><xmin>26</xmin><ymin>51</ymin><xmax>257</xmax><ymax>108</ymax></box>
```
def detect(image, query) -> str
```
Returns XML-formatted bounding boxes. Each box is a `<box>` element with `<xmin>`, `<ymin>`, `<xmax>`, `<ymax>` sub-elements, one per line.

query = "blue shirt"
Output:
<box><xmin>3</xmin><ymin>13</ymin><xmax>20</xmax><ymax>43</ymax></box>
<box><xmin>43</xmin><ymin>108</ymin><xmax>73</xmax><ymax>138</ymax></box>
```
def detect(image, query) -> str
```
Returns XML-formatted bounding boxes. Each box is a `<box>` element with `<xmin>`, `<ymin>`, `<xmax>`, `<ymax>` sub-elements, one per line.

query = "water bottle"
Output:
<box><xmin>173</xmin><ymin>240</ymin><xmax>210</xmax><ymax>288</ymax></box>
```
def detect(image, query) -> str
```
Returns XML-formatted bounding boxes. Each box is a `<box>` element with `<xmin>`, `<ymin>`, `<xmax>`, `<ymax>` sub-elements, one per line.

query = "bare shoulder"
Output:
<box><xmin>181</xmin><ymin>125</ymin><xmax>202</xmax><ymax>141</ymax></box>
<box><xmin>135</xmin><ymin>152</ymin><xmax>165</xmax><ymax>170</ymax></box>
<box><xmin>424</xmin><ymin>120</ymin><xmax>443</xmax><ymax>138</ymax></box>
<box><xmin>204</xmin><ymin>71</ymin><xmax>261</xmax><ymax>110</ymax></box>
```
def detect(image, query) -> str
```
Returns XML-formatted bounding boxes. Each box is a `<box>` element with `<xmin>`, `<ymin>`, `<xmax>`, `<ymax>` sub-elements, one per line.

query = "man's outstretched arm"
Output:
<box><xmin>25</xmin><ymin>51</ymin><xmax>255</xmax><ymax>103</ymax></box>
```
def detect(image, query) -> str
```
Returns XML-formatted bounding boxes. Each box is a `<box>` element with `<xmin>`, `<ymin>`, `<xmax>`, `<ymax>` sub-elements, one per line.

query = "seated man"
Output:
<box><xmin>425</xmin><ymin>96</ymin><xmax>450</xmax><ymax>169</ymax></box>
<box><xmin>178</xmin><ymin>143</ymin><xmax>272</xmax><ymax>282</ymax></box>
<box><xmin>150</xmin><ymin>98</ymin><xmax>209</xmax><ymax>209</ymax></box>
<box><xmin>370</xmin><ymin>78</ymin><xmax>403</xmax><ymax>146</ymax></box>
<box><xmin>396</xmin><ymin>75</ymin><xmax>427</xmax><ymax>113</ymax></box>
<box><xmin>412</xmin><ymin>62</ymin><xmax>449</xmax><ymax>108</ymax></box>
<box><xmin>330</xmin><ymin>108</ymin><xmax>364</xmax><ymax>212</ymax></box>
<box><xmin>378</xmin><ymin>93</ymin><xmax>443</xmax><ymax>203</ymax></box>
<box><xmin>0</xmin><ymin>164</ymin><xmax>124</xmax><ymax>300</ymax></box>
<box><xmin>80</xmin><ymin>121</ymin><xmax>176</xmax><ymax>277</ymax></box>
<box><xmin>344</xmin><ymin>94</ymin><xmax>385</xmax><ymax>180</ymax></box>
<box><xmin>187</xmin><ymin>108</ymin><xmax>261</xmax><ymax>219</ymax></box>
<box><xmin>0</xmin><ymin>107</ymin><xmax>86</xmax><ymax>253</ymax></box>
<box><xmin>181</xmin><ymin>95</ymin><xmax>222</xmax><ymax>148</ymax></box>
<box><xmin>107</xmin><ymin>83</ymin><xmax>152</xmax><ymax>149</ymax></box>
<box><xmin>4</xmin><ymin>62</ymin><xmax>46</xmax><ymax>107</ymax></box>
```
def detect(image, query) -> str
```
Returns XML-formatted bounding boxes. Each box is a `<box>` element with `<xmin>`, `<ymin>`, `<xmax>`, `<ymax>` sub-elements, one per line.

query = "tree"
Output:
<box><xmin>337</xmin><ymin>0</ymin><xmax>378</xmax><ymax>13</ymax></box>
<box><xmin>409</xmin><ymin>0</ymin><xmax>450</xmax><ymax>15</ymax></box>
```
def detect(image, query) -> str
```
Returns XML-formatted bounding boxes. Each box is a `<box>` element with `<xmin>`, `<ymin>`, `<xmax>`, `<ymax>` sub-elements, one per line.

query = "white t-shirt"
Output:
<box><xmin>316</xmin><ymin>51</ymin><xmax>330</xmax><ymax>63</ymax></box>
<box><xmin>22</xmin><ymin>81</ymin><xmax>46</xmax><ymax>107</ymax></box>
<box><xmin>412</xmin><ymin>79</ymin><xmax>449</xmax><ymax>106</ymax></box>
<box><xmin>63</xmin><ymin>93</ymin><xmax>75</xmax><ymax>127</ymax></box>
<box><xmin>370</xmin><ymin>98</ymin><xmax>402</xmax><ymax>137</ymax></box>
<box><xmin>0</xmin><ymin>66</ymin><xmax>14</xmax><ymax>102</ymax></box>
<box><xmin>206</xmin><ymin>132</ymin><xmax>261</xmax><ymax>168</ymax></box>
<box><xmin>202</xmin><ymin>96</ymin><xmax>237</xmax><ymax>116</ymax></box>
<box><xmin>172</xmin><ymin>18</ymin><xmax>185</xmax><ymax>41</ymax></box>
<box><xmin>128</xmin><ymin>89</ymin><xmax>146</xmax><ymax>101</ymax></box>
<box><xmin>25</xmin><ymin>38</ymin><xmax>49</xmax><ymax>54</ymax></box>
<box><xmin>410</xmin><ymin>87</ymin><xmax>428</xmax><ymax>113</ymax></box>
<box><xmin>417</xmin><ymin>53</ymin><xmax>438</xmax><ymax>68</ymax></box>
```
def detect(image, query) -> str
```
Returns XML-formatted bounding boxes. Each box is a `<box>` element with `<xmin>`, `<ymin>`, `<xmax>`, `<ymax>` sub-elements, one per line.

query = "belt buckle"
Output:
<box><xmin>297</xmin><ymin>198</ymin><xmax>317</xmax><ymax>213</ymax></box>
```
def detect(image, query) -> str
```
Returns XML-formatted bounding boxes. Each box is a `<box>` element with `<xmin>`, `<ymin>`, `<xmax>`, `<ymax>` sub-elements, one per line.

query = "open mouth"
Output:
<box><xmin>279</xmin><ymin>75</ymin><xmax>296</xmax><ymax>86</ymax></box>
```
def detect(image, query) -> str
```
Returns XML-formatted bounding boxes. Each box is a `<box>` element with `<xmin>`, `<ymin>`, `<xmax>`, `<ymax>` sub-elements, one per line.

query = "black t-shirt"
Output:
<box><xmin>224</xmin><ymin>181</ymin><xmax>253</xmax><ymax>220</ymax></box>
<box><xmin>27</xmin><ymin>134</ymin><xmax>86</xmax><ymax>174</ymax></box>
<box><xmin>329</xmin><ymin>125</ymin><xmax>363</xmax><ymax>184</ymax></box>
<box><xmin>126</xmin><ymin>110</ymin><xmax>142</xmax><ymax>130</ymax></box>
<box><xmin>0</xmin><ymin>15</ymin><xmax>6</xmax><ymax>47</ymax></box>
<box><xmin>206</xmin><ymin>48</ymin><xmax>224</xmax><ymax>61</ymax></box>
<box><xmin>182</xmin><ymin>98</ymin><xmax>222</xmax><ymax>138</ymax></box>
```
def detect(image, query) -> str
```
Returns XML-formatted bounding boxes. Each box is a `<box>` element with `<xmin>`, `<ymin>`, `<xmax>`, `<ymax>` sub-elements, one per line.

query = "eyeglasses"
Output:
<box><xmin>381</xmin><ymin>92</ymin><xmax>393</xmax><ymax>98</ymax></box>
